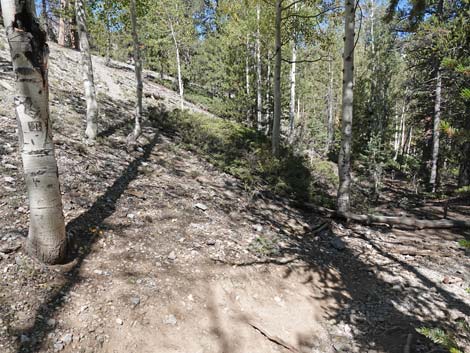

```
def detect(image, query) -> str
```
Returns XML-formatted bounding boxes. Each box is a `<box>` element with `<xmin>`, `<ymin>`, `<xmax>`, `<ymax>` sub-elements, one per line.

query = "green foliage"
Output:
<box><xmin>460</xmin><ymin>88</ymin><xmax>470</xmax><ymax>101</ymax></box>
<box><xmin>456</xmin><ymin>185</ymin><xmax>470</xmax><ymax>194</ymax></box>
<box><xmin>416</xmin><ymin>327</ymin><xmax>462</xmax><ymax>353</ymax></box>
<box><xmin>249</xmin><ymin>235</ymin><xmax>280</xmax><ymax>257</ymax></box>
<box><xmin>458</xmin><ymin>239</ymin><xmax>470</xmax><ymax>249</ymax></box>
<box><xmin>151</xmin><ymin>108</ymin><xmax>334</xmax><ymax>204</ymax></box>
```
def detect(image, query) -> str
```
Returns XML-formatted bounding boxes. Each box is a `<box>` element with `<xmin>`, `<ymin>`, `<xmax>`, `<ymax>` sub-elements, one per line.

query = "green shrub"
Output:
<box><xmin>416</xmin><ymin>327</ymin><xmax>463</xmax><ymax>353</ymax></box>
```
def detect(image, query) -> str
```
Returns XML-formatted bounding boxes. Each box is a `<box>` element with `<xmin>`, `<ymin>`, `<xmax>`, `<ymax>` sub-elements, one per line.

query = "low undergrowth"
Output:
<box><xmin>150</xmin><ymin>107</ymin><xmax>336</xmax><ymax>207</ymax></box>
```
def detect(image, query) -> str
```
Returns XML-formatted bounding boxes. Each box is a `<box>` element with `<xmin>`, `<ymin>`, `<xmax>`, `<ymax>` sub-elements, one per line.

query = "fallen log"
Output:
<box><xmin>303</xmin><ymin>203</ymin><xmax>470</xmax><ymax>230</ymax></box>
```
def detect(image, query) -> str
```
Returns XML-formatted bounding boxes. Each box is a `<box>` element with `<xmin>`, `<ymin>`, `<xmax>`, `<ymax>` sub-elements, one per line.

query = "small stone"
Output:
<box><xmin>330</xmin><ymin>238</ymin><xmax>346</xmax><ymax>251</ymax></box>
<box><xmin>194</xmin><ymin>203</ymin><xmax>208</xmax><ymax>211</ymax></box>
<box><xmin>127</xmin><ymin>213</ymin><xmax>135</xmax><ymax>220</ymax></box>
<box><xmin>4</xmin><ymin>163</ymin><xmax>17</xmax><ymax>170</ymax></box>
<box><xmin>47</xmin><ymin>319</ymin><xmax>56</xmax><ymax>327</ymax></box>
<box><xmin>116</xmin><ymin>318</ymin><xmax>123</xmax><ymax>325</ymax></box>
<box><xmin>163</xmin><ymin>314</ymin><xmax>177</xmax><ymax>325</ymax></box>
<box><xmin>93</xmin><ymin>269</ymin><xmax>104</xmax><ymax>275</ymax></box>
<box><xmin>130</xmin><ymin>297</ymin><xmax>140</xmax><ymax>306</ymax></box>
<box><xmin>168</xmin><ymin>251</ymin><xmax>177</xmax><ymax>260</ymax></box>
<box><xmin>53</xmin><ymin>342</ymin><xmax>64</xmax><ymax>352</ymax></box>
<box><xmin>252</xmin><ymin>224</ymin><xmax>263</xmax><ymax>232</ymax></box>
<box><xmin>4</xmin><ymin>176</ymin><xmax>15</xmax><ymax>183</ymax></box>
<box><xmin>61</xmin><ymin>333</ymin><xmax>73</xmax><ymax>345</ymax></box>
<box><xmin>206</xmin><ymin>239</ymin><xmax>216</xmax><ymax>246</ymax></box>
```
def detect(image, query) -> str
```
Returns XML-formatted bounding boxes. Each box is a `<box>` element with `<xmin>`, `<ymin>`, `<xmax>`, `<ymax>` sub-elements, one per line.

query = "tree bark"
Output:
<box><xmin>337</xmin><ymin>0</ymin><xmax>355</xmax><ymax>213</ymax></box>
<box><xmin>272</xmin><ymin>0</ymin><xmax>282</xmax><ymax>157</ymax></box>
<box><xmin>288</xmin><ymin>40</ymin><xmax>296</xmax><ymax>144</ymax></box>
<box><xmin>70</xmin><ymin>13</ymin><xmax>79</xmax><ymax>49</ymax></box>
<box><xmin>58</xmin><ymin>0</ymin><xmax>67</xmax><ymax>46</ymax></box>
<box><xmin>326</xmin><ymin>56</ymin><xmax>335</xmax><ymax>154</ymax></box>
<box><xmin>1</xmin><ymin>0</ymin><xmax>66</xmax><ymax>264</ymax></box>
<box><xmin>41</xmin><ymin>0</ymin><xmax>48</xmax><ymax>35</ymax></box>
<box><xmin>458</xmin><ymin>104</ymin><xmax>470</xmax><ymax>187</ymax></box>
<box><xmin>429</xmin><ymin>69</ymin><xmax>441</xmax><ymax>192</ymax></box>
<box><xmin>105</xmin><ymin>5</ymin><xmax>112</xmax><ymax>66</ymax></box>
<box><xmin>128</xmin><ymin>0</ymin><xmax>143</xmax><ymax>143</ymax></box>
<box><xmin>75</xmin><ymin>0</ymin><xmax>98</xmax><ymax>140</ymax></box>
<box><xmin>169</xmin><ymin>19</ymin><xmax>184</xmax><ymax>111</ymax></box>
<box><xmin>245</xmin><ymin>34</ymin><xmax>250</xmax><ymax>96</ymax></box>
<box><xmin>265</xmin><ymin>50</ymin><xmax>272</xmax><ymax>136</ymax></box>
<box><xmin>304</xmin><ymin>204</ymin><xmax>470</xmax><ymax>230</ymax></box>
<box><xmin>256</xmin><ymin>3</ymin><xmax>263</xmax><ymax>132</ymax></box>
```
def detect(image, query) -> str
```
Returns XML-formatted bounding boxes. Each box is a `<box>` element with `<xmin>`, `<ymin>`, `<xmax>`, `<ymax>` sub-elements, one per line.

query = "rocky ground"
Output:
<box><xmin>0</xmin><ymin>33</ymin><xmax>469</xmax><ymax>353</ymax></box>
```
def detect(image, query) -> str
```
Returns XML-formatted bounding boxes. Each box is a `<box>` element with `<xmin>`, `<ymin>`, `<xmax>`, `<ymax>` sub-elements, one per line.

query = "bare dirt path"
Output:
<box><xmin>0</xmin><ymin>39</ymin><xmax>469</xmax><ymax>353</ymax></box>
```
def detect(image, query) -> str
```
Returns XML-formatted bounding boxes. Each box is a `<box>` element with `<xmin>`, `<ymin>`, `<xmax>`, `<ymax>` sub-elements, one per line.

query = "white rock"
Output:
<box><xmin>194</xmin><ymin>203</ymin><xmax>208</xmax><ymax>211</ymax></box>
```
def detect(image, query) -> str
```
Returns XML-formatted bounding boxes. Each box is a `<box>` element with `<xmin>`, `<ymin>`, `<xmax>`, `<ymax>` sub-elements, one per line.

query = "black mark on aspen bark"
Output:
<box><xmin>28</xmin><ymin>121</ymin><xmax>43</xmax><ymax>132</ymax></box>
<box><xmin>12</xmin><ymin>7</ymin><xmax>48</xmax><ymax>84</ymax></box>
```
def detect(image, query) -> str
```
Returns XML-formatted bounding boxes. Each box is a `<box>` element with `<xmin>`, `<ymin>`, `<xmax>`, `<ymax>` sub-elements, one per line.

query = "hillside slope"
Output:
<box><xmin>0</xmin><ymin>34</ymin><xmax>469</xmax><ymax>353</ymax></box>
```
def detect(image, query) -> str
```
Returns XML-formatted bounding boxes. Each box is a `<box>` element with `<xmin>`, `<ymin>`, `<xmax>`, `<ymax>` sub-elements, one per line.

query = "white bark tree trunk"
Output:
<box><xmin>128</xmin><ymin>0</ymin><xmax>143</xmax><ymax>143</ymax></box>
<box><xmin>245</xmin><ymin>34</ymin><xmax>250</xmax><ymax>96</ymax></box>
<box><xmin>326</xmin><ymin>56</ymin><xmax>335</xmax><ymax>154</ymax></box>
<box><xmin>406</xmin><ymin>126</ymin><xmax>413</xmax><ymax>156</ymax></box>
<box><xmin>170</xmin><ymin>20</ymin><xmax>184</xmax><ymax>111</ymax></box>
<box><xmin>393</xmin><ymin>103</ymin><xmax>405</xmax><ymax>160</ymax></box>
<box><xmin>75</xmin><ymin>0</ymin><xmax>98</xmax><ymax>140</ymax></box>
<box><xmin>1</xmin><ymin>0</ymin><xmax>66</xmax><ymax>264</ymax></box>
<box><xmin>288</xmin><ymin>41</ymin><xmax>296</xmax><ymax>144</ymax></box>
<box><xmin>429</xmin><ymin>69</ymin><xmax>441</xmax><ymax>192</ymax></box>
<box><xmin>256</xmin><ymin>3</ymin><xmax>263</xmax><ymax>131</ymax></box>
<box><xmin>272</xmin><ymin>0</ymin><xmax>282</xmax><ymax>156</ymax></box>
<box><xmin>265</xmin><ymin>50</ymin><xmax>272</xmax><ymax>135</ymax></box>
<box><xmin>58</xmin><ymin>0</ymin><xmax>67</xmax><ymax>46</ymax></box>
<box><xmin>337</xmin><ymin>0</ymin><xmax>356</xmax><ymax>214</ymax></box>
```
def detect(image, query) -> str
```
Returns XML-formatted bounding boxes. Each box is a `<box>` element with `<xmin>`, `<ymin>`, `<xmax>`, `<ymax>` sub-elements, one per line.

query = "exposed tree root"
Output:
<box><xmin>248</xmin><ymin>321</ymin><xmax>301</xmax><ymax>353</ymax></box>
<box><xmin>304</xmin><ymin>204</ymin><xmax>470</xmax><ymax>230</ymax></box>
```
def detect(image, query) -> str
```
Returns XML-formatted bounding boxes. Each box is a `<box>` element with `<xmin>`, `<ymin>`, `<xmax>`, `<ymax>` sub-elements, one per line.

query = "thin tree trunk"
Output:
<box><xmin>246</xmin><ymin>35</ymin><xmax>250</xmax><ymax>96</ymax></box>
<box><xmin>458</xmin><ymin>104</ymin><xmax>470</xmax><ymax>187</ymax></box>
<box><xmin>394</xmin><ymin>103</ymin><xmax>405</xmax><ymax>160</ymax></box>
<box><xmin>406</xmin><ymin>126</ymin><xmax>412</xmax><ymax>156</ymax></box>
<box><xmin>429</xmin><ymin>69</ymin><xmax>441</xmax><ymax>192</ymax></box>
<box><xmin>265</xmin><ymin>50</ymin><xmax>272</xmax><ymax>136</ymax></box>
<box><xmin>70</xmin><ymin>13</ymin><xmax>79</xmax><ymax>49</ymax></box>
<box><xmin>288</xmin><ymin>41</ymin><xmax>296</xmax><ymax>144</ymax></box>
<box><xmin>76</xmin><ymin>0</ymin><xmax>98</xmax><ymax>140</ymax></box>
<box><xmin>105</xmin><ymin>9</ymin><xmax>112</xmax><ymax>66</ymax></box>
<box><xmin>256</xmin><ymin>3</ymin><xmax>263</xmax><ymax>132</ymax></box>
<box><xmin>58</xmin><ymin>0</ymin><xmax>67</xmax><ymax>46</ymax></box>
<box><xmin>326</xmin><ymin>56</ymin><xmax>335</xmax><ymax>154</ymax></box>
<box><xmin>393</xmin><ymin>114</ymin><xmax>399</xmax><ymax>157</ymax></box>
<box><xmin>128</xmin><ymin>0</ymin><xmax>143</xmax><ymax>143</ymax></box>
<box><xmin>337</xmin><ymin>0</ymin><xmax>356</xmax><ymax>214</ymax></box>
<box><xmin>1</xmin><ymin>0</ymin><xmax>66</xmax><ymax>264</ymax></box>
<box><xmin>272</xmin><ymin>0</ymin><xmax>282</xmax><ymax>157</ymax></box>
<box><xmin>41</xmin><ymin>0</ymin><xmax>48</xmax><ymax>36</ymax></box>
<box><xmin>170</xmin><ymin>20</ymin><xmax>184</xmax><ymax>111</ymax></box>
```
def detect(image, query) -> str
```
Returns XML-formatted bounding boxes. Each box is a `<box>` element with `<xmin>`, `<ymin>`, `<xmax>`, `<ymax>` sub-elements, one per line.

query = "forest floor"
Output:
<box><xmin>0</xmin><ymin>36</ymin><xmax>469</xmax><ymax>353</ymax></box>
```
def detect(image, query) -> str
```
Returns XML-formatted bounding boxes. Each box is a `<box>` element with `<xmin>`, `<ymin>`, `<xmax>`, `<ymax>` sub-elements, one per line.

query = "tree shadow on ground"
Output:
<box><xmin>225</xmin><ymin>199</ymin><xmax>470</xmax><ymax>353</ymax></box>
<box><xmin>13</xmin><ymin>132</ymin><xmax>161</xmax><ymax>353</ymax></box>
<box><xmin>147</xmin><ymin>106</ymin><xmax>469</xmax><ymax>352</ymax></box>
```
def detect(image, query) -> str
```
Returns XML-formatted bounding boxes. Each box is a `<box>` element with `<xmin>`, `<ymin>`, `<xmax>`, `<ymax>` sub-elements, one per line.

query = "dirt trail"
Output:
<box><xmin>0</xmin><ymin>38</ymin><xmax>469</xmax><ymax>353</ymax></box>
